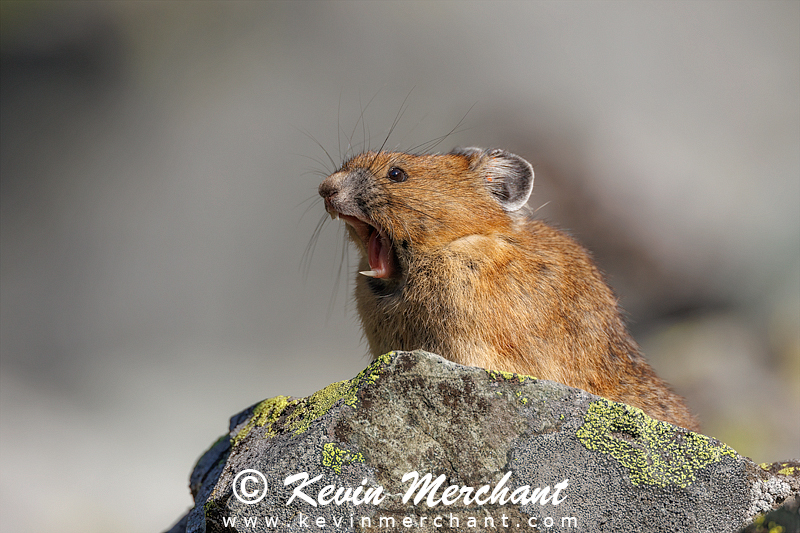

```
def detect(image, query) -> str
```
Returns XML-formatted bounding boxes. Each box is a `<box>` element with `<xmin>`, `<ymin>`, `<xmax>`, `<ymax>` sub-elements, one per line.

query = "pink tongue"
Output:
<box><xmin>368</xmin><ymin>229</ymin><xmax>392</xmax><ymax>279</ymax></box>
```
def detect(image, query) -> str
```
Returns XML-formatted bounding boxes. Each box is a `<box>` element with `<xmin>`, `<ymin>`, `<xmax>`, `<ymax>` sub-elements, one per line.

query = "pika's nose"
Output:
<box><xmin>318</xmin><ymin>178</ymin><xmax>338</xmax><ymax>201</ymax></box>
<box><xmin>319</xmin><ymin>173</ymin><xmax>347</xmax><ymax>216</ymax></box>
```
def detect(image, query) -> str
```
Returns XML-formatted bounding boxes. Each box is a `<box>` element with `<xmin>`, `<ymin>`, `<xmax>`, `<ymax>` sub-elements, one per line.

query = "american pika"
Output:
<box><xmin>318</xmin><ymin>147</ymin><xmax>699</xmax><ymax>430</ymax></box>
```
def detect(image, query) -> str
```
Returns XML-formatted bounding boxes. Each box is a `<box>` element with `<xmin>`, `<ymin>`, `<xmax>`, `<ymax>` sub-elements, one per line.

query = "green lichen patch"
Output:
<box><xmin>284</xmin><ymin>352</ymin><xmax>392</xmax><ymax>435</ymax></box>
<box><xmin>760</xmin><ymin>461</ymin><xmax>799</xmax><ymax>477</ymax></box>
<box><xmin>321</xmin><ymin>442</ymin><xmax>365</xmax><ymax>474</ymax></box>
<box><xmin>230</xmin><ymin>352</ymin><xmax>394</xmax><ymax>443</ymax></box>
<box><xmin>514</xmin><ymin>390</ymin><xmax>529</xmax><ymax>405</ymax></box>
<box><xmin>203</xmin><ymin>498</ymin><xmax>219</xmax><ymax>516</ymax></box>
<box><xmin>486</xmin><ymin>369</ymin><xmax>537</xmax><ymax>383</ymax></box>
<box><xmin>284</xmin><ymin>379</ymin><xmax>353</xmax><ymax>435</ymax></box>
<box><xmin>354</xmin><ymin>351</ymin><xmax>394</xmax><ymax>389</ymax></box>
<box><xmin>576</xmin><ymin>398</ymin><xmax>737</xmax><ymax>488</ymax></box>
<box><xmin>232</xmin><ymin>395</ymin><xmax>292</xmax><ymax>446</ymax></box>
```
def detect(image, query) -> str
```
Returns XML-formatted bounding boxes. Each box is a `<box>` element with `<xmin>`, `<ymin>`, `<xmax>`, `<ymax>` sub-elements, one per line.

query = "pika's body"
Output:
<box><xmin>319</xmin><ymin>148</ymin><xmax>699</xmax><ymax>430</ymax></box>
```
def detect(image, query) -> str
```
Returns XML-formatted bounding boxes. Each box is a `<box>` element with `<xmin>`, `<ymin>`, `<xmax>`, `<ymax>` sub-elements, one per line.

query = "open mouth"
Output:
<box><xmin>333</xmin><ymin>213</ymin><xmax>397</xmax><ymax>279</ymax></box>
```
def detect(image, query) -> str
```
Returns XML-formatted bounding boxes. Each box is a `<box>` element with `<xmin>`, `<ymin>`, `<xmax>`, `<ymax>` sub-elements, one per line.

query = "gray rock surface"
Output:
<box><xmin>166</xmin><ymin>350</ymin><xmax>799</xmax><ymax>532</ymax></box>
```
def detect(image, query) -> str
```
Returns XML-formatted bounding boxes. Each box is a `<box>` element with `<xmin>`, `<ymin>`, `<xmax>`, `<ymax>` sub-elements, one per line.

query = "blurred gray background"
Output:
<box><xmin>1</xmin><ymin>1</ymin><xmax>798</xmax><ymax>531</ymax></box>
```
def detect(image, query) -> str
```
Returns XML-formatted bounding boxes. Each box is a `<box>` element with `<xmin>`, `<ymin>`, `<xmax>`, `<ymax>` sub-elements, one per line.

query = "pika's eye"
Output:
<box><xmin>387</xmin><ymin>167</ymin><xmax>408</xmax><ymax>183</ymax></box>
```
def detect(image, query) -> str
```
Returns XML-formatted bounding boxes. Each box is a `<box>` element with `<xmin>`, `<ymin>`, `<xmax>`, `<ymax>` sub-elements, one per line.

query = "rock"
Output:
<box><xmin>738</xmin><ymin>494</ymin><xmax>799</xmax><ymax>533</ymax></box>
<box><xmin>165</xmin><ymin>350</ymin><xmax>799</xmax><ymax>533</ymax></box>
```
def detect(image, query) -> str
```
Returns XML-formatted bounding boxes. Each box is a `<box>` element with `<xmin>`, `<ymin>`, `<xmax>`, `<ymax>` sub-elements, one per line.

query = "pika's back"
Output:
<box><xmin>319</xmin><ymin>148</ymin><xmax>699</xmax><ymax>431</ymax></box>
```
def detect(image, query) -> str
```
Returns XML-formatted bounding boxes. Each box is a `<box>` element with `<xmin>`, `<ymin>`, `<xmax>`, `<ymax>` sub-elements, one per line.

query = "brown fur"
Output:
<box><xmin>319</xmin><ymin>149</ymin><xmax>699</xmax><ymax>431</ymax></box>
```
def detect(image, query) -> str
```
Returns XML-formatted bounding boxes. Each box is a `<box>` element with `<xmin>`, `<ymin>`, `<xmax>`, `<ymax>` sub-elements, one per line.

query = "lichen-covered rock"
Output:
<box><xmin>738</xmin><ymin>494</ymin><xmax>799</xmax><ymax>533</ymax></box>
<box><xmin>165</xmin><ymin>351</ymin><xmax>799</xmax><ymax>533</ymax></box>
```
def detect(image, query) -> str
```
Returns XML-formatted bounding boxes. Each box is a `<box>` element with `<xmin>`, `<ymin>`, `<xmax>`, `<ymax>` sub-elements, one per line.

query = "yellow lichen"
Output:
<box><xmin>284</xmin><ymin>352</ymin><xmax>393</xmax><ymax>435</ymax></box>
<box><xmin>232</xmin><ymin>395</ymin><xmax>292</xmax><ymax>446</ymax></box>
<box><xmin>576</xmin><ymin>398</ymin><xmax>737</xmax><ymax>488</ymax></box>
<box><xmin>233</xmin><ymin>352</ymin><xmax>395</xmax><ymax>444</ymax></box>
<box><xmin>758</xmin><ymin>462</ymin><xmax>798</xmax><ymax>477</ymax></box>
<box><xmin>321</xmin><ymin>442</ymin><xmax>365</xmax><ymax>474</ymax></box>
<box><xmin>514</xmin><ymin>390</ymin><xmax>529</xmax><ymax>405</ymax></box>
<box><xmin>486</xmin><ymin>369</ymin><xmax>538</xmax><ymax>382</ymax></box>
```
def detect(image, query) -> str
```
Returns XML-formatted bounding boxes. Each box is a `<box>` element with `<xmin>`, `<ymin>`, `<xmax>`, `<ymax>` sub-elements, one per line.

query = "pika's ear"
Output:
<box><xmin>450</xmin><ymin>147</ymin><xmax>534</xmax><ymax>212</ymax></box>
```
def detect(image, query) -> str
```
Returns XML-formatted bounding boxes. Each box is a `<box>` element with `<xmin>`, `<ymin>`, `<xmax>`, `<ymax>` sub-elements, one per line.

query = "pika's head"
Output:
<box><xmin>318</xmin><ymin>148</ymin><xmax>534</xmax><ymax>283</ymax></box>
